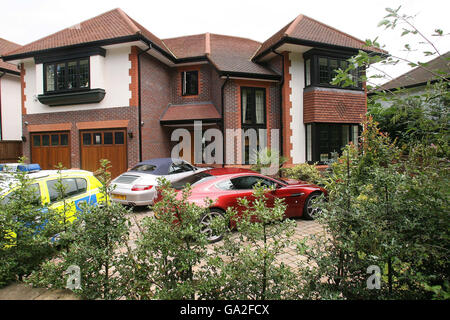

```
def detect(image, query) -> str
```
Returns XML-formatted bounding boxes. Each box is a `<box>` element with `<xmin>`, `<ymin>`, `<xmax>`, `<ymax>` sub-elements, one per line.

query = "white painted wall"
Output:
<box><xmin>24</xmin><ymin>45</ymin><xmax>132</xmax><ymax>114</ymax></box>
<box><xmin>288</xmin><ymin>52</ymin><xmax>306</xmax><ymax>163</ymax></box>
<box><xmin>1</xmin><ymin>74</ymin><xmax>22</xmax><ymax>140</ymax></box>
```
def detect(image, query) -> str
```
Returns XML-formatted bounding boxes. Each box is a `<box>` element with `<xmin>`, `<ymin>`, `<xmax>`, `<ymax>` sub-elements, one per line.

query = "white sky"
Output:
<box><xmin>1</xmin><ymin>0</ymin><xmax>449</xmax><ymax>85</ymax></box>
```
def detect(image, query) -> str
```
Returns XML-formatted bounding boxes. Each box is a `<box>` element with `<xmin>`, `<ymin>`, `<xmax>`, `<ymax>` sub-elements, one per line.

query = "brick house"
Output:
<box><xmin>1</xmin><ymin>8</ymin><xmax>384</xmax><ymax>177</ymax></box>
<box><xmin>0</xmin><ymin>38</ymin><xmax>22</xmax><ymax>142</ymax></box>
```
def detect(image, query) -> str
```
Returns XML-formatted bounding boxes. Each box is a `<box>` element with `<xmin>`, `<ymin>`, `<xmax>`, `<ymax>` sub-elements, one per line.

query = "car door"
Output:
<box><xmin>224</xmin><ymin>175</ymin><xmax>279</xmax><ymax>221</ymax></box>
<box><xmin>270</xmin><ymin>184</ymin><xmax>304</xmax><ymax>217</ymax></box>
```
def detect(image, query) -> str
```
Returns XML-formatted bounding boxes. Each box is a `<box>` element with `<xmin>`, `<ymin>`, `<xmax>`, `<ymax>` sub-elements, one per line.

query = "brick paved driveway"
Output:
<box><xmin>128</xmin><ymin>206</ymin><xmax>325</xmax><ymax>270</ymax></box>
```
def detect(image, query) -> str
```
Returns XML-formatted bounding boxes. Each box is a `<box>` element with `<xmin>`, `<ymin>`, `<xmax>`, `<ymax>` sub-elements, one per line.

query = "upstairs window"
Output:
<box><xmin>181</xmin><ymin>70</ymin><xmax>198</xmax><ymax>96</ymax></box>
<box><xmin>304</xmin><ymin>52</ymin><xmax>363</xmax><ymax>89</ymax></box>
<box><xmin>44</xmin><ymin>58</ymin><xmax>90</xmax><ymax>93</ymax></box>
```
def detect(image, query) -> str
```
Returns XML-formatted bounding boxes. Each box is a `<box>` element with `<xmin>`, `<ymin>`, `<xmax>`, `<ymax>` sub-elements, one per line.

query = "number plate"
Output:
<box><xmin>112</xmin><ymin>194</ymin><xmax>126</xmax><ymax>200</ymax></box>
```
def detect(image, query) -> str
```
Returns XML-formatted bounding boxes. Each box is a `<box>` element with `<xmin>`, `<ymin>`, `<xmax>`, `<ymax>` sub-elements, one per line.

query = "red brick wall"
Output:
<box><xmin>22</xmin><ymin>106</ymin><xmax>139</xmax><ymax>169</ymax></box>
<box><xmin>303</xmin><ymin>87</ymin><xmax>367</xmax><ymax>123</ymax></box>
<box><xmin>139</xmin><ymin>52</ymin><xmax>172</xmax><ymax>160</ymax></box>
<box><xmin>171</xmin><ymin>64</ymin><xmax>212</xmax><ymax>105</ymax></box>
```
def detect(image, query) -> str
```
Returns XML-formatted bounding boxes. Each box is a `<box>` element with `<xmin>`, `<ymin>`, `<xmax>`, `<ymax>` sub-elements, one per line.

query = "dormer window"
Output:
<box><xmin>45</xmin><ymin>58</ymin><xmax>90</xmax><ymax>93</ymax></box>
<box><xmin>181</xmin><ymin>70</ymin><xmax>198</xmax><ymax>96</ymax></box>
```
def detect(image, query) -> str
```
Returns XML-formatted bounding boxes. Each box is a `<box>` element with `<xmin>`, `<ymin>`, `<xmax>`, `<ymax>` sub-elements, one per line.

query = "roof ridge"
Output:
<box><xmin>209</xmin><ymin>33</ymin><xmax>261</xmax><ymax>44</ymax></box>
<box><xmin>205</xmin><ymin>32</ymin><xmax>211</xmax><ymax>55</ymax></box>
<box><xmin>284</xmin><ymin>14</ymin><xmax>304</xmax><ymax>36</ymax></box>
<box><xmin>116</xmin><ymin>8</ymin><xmax>141</xmax><ymax>35</ymax></box>
<box><xmin>161</xmin><ymin>40</ymin><xmax>178</xmax><ymax>59</ymax></box>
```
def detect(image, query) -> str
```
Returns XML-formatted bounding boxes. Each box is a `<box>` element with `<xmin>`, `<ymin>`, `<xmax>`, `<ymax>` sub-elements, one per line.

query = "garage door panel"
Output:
<box><xmin>80</xmin><ymin>129</ymin><xmax>127</xmax><ymax>179</ymax></box>
<box><xmin>31</xmin><ymin>132</ymin><xmax>71</xmax><ymax>170</ymax></box>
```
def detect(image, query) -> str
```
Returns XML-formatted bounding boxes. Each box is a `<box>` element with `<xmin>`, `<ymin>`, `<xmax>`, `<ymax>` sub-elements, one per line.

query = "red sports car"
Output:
<box><xmin>158</xmin><ymin>168</ymin><xmax>327</xmax><ymax>242</ymax></box>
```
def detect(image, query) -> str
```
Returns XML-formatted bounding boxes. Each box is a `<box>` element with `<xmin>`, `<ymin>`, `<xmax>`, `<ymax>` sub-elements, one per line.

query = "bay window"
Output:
<box><xmin>304</xmin><ymin>50</ymin><xmax>363</xmax><ymax>89</ymax></box>
<box><xmin>44</xmin><ymin>58</ymin><xmax>90</xmax><ymax>93</ymax></box>
<box><xmin>306</xmin><ymin>123</ymin><xmax>360</xmax><ymax>164</ymax></box>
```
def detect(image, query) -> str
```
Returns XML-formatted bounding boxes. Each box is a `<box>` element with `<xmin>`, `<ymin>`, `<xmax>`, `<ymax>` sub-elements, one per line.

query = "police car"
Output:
<box><xmin>0</xmin><ymin>163</ymin><xmax>104</xmax><ymax>224</ymax></box>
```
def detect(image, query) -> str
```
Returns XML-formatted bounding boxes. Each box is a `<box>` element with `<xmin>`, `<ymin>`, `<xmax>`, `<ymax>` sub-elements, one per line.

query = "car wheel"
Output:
<box><xmin>200</xmin><ymin>209</ymin><xmax>225</xmax><ymax>243</ymax></box>
<box><xmin>303</xmin><ymin>192</ymin><xmax>323</xmax><ymax>220</ymax></box>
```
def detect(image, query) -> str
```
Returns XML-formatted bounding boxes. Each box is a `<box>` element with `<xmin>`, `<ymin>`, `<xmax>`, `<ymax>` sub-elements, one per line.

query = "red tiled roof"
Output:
<box><xmin>254</xmin><ymin>14</ymin><xmax>386</xmax><ymax>60</ymax></box>
<box><xmin>378</xmin><ymin>51</ymin><xmax>450</xmax><ymax>91</ymax></box>
<box><xmin>162</xmin><ymin>33</ymin><xmax>278</xmax><ymax>77</ymax></box>
<box><xmin>2</xmin><ymin>8</ymin><xmax>173</xmax><ymax>58</ymax></box>
<box><xmin>208</xmin><ymin>33</ymin><xmax>278</xmax><ymax>76</ymax></box>
<box><xmin>0</xmin><ymin>38</ymin><xmax>21</xmax><ymax>73</ymax></box>
<box><xmin>163</xmin><ymin>34</ymin><xmax>206</xmax><ymax>59</ymax></box>
<box><xmin>160</xmin><ymin>103</ymin><xmax>221</xmax><ymax>123</ymax></box>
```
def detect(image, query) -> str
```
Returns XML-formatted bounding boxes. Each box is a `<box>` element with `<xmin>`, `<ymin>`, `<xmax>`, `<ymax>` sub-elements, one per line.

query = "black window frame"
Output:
<box><xmin>303</xmin><ymin>50</ymin><xmax>363</xmax><ymax>90</ymax></box>
<box><xmin>181</xmin><ymin>70</ymin><xmax>199</xmax><ymax>96</ymax></box>
<box><xmin>306</xmin><ymin>123</ymin><xmax>361</xmax><ymax>164</ymax></box>
<box><xmin>44</xmin><ymin>57</ymin><xmax>91</xmax><ymax>94</ymax></box>
<box><xmin>241</xmin><ymin>87</ymin><xmax>267</xmax><ymax>165</ymax></box>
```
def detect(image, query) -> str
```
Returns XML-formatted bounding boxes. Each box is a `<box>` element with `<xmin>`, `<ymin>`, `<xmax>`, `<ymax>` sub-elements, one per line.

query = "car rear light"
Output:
<box><xmin>131</xmin><ymin>185</ymin><xmax>154</xmax><ymax>191</ymax></box>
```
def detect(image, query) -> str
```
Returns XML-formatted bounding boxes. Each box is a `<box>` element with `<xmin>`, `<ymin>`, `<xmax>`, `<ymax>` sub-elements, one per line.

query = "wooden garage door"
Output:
<box><xmin>31</xmin><ymin>132</ymin><xmax>71</xmax><ymax>169</ymax></box>
<box><xmin>80</xmin><ymin>129</ymin><xmax>127</xmax><ymax>179</ymax></box>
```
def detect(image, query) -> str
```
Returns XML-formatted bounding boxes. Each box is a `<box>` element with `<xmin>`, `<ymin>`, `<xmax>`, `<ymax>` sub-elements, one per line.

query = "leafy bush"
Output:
<box><xmin>0</xmin><ymin>158</ymin><xmax>58</xmax><ymax>287</ymax></box>
<box><xmin>204</xmin><ymin>183</ymin><xmax>298</xmax><ymax>300</ymax></box>
<box><xmin>281</xmin><ymin>163</ymin><xmax>324</xmax><ymax>185</ymax></box>
<box><xmin>296</xmin><ymin>118</ymin><xmax>450</xmax><ymax>299</ymax></box>
<box><xmin>369</xmin><ymin>81</ymin><xmax>449</xmax><ymax>154</ymax></box>
<box><xmin>115</xmin><ymin>178</ymin><xmax>215</xmax><ymax>299</ymax></box>
<box><xmin>27</xmin><ymin>159</ymin><xmax>131</xmax><ymax>299</ymax></box>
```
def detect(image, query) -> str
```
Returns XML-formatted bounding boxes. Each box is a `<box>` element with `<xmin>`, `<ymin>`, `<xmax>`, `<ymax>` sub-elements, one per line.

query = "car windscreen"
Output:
<box><xmin>130</xmin><ymin>164</ymin><xmax>157</xmax><ymax>173</ymax></box>
<box><xmin>171</xmin><ymin>172</ymin><xmax>216</xmax><ymax>190</ymax></box>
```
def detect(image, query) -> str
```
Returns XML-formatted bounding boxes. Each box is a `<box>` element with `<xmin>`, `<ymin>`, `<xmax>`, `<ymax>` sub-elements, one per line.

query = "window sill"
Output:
<box><xmin>305</xmin><ymin>84</ymin><xmax>364</xmax><ymax>92</ymax></box>
<box><xmin>38</xmin><ymin>88</ymin><xmax>106</xmax><ymax>106</ymax></box>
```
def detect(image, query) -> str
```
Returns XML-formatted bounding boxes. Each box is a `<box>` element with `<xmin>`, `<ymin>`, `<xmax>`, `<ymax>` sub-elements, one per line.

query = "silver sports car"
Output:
<box><xmin>110</xmin><ymin>158</ymin><xmax>207</xmax><ymax>206</ymax></box>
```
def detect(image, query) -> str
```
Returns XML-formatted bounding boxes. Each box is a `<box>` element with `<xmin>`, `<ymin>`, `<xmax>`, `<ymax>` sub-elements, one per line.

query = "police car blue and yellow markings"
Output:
<box><xmin>1</xmin><ymin>164</ymin><xmax>104</xmax><ymax>244</ymax></box>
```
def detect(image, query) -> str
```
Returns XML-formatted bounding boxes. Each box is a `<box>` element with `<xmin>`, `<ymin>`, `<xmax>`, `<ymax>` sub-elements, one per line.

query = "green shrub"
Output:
<box><xmin>282</xmin><ymin>163</ymin><xmax>323</xmax><ymax>185</ymax></box>
<box><xmin>0</xmin><ymin>158</ymin><xmax>58</xmax><ymax>287</ymax></box>
<box><xmin>115</xmin><ymin>178</ymin><xmax>215</xmax><ymax>300</ymax></box>
<box><xmin>27</xmin><ymin>159</ymin><xmax>131</xmax><ymax>299</ymax></box>
<box><xmin>204</xmin><ymin>183</ymin><xmax>298</xmax><ymax>300</ymax></box>
<box><xmin>296</xmin><ymin>117</ymin><xmax>450</xmax><ymax>299</ymax></box>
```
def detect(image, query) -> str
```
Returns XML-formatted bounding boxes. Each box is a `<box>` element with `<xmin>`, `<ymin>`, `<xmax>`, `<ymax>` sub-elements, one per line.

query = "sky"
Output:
<box><xmin>1</xmin><ymin>0</ymin><xmax>449</xmax><ymax>85</ymax></box>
